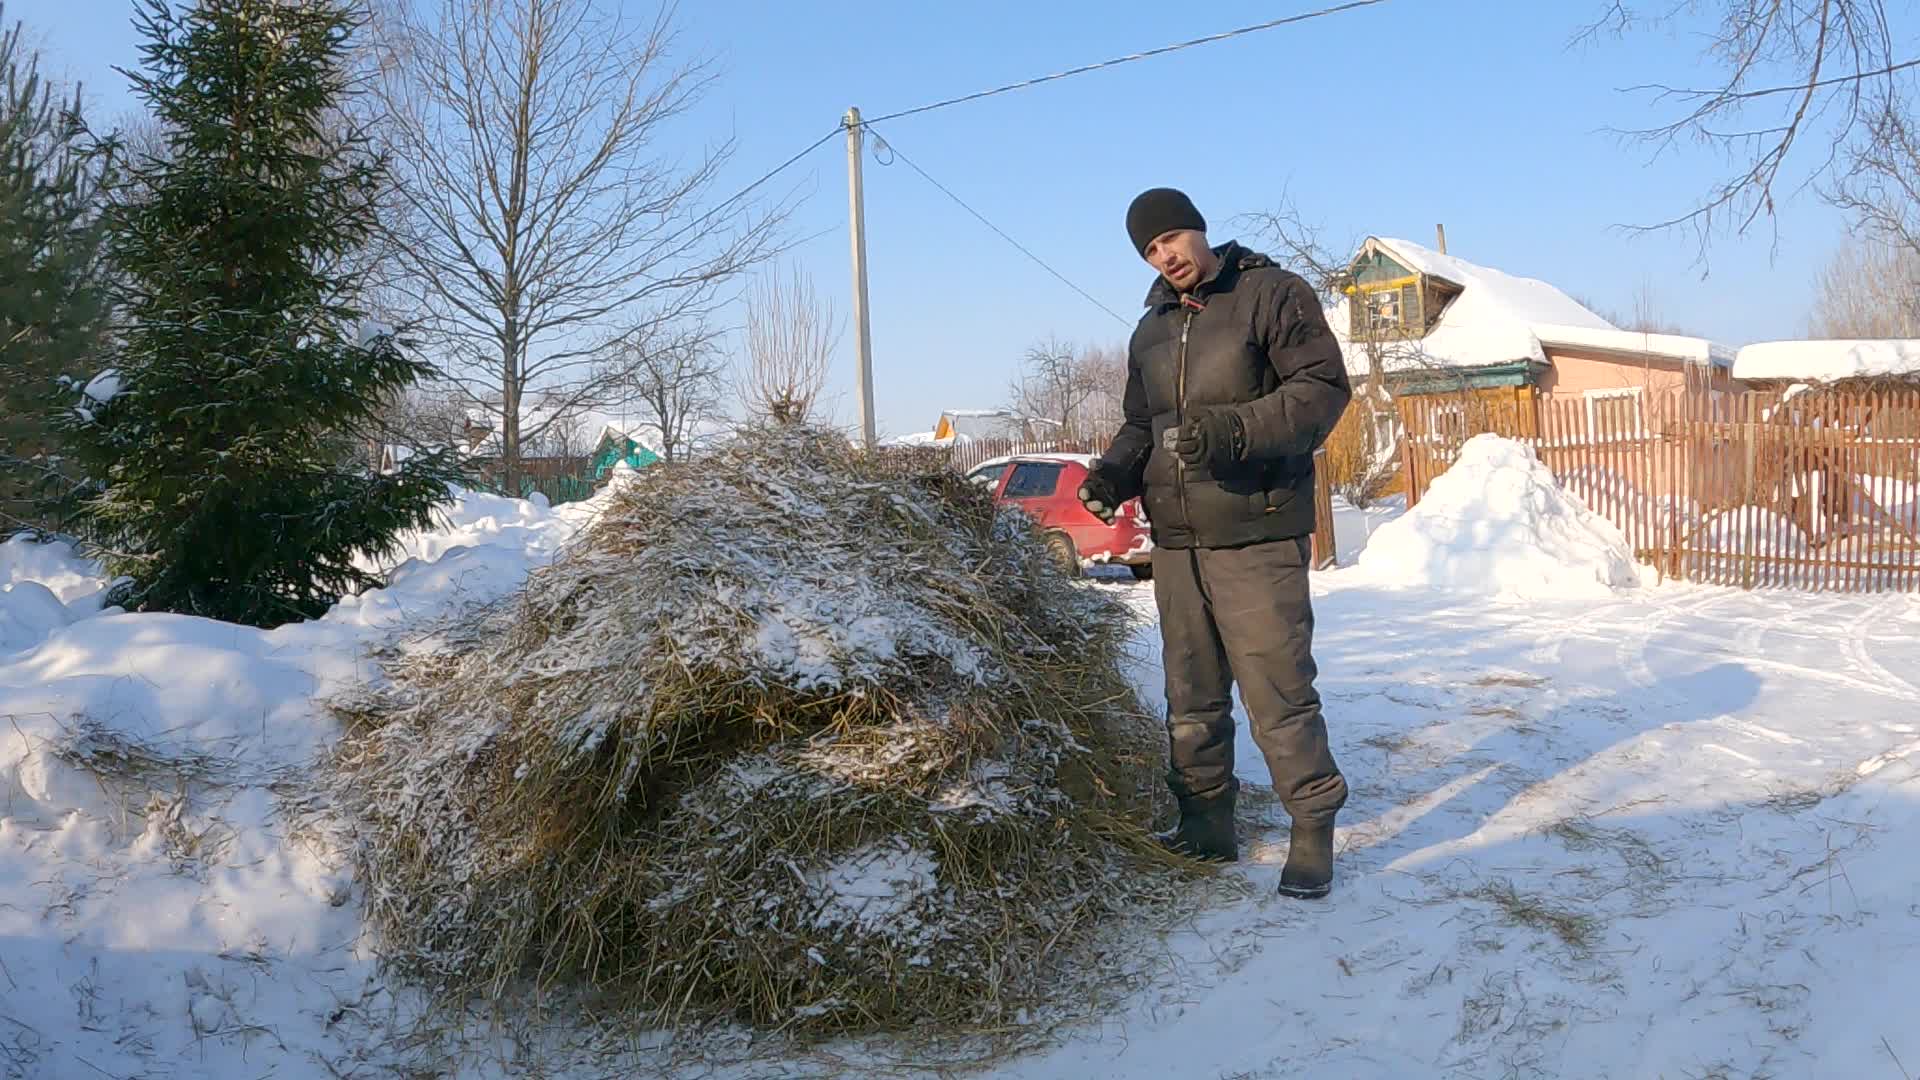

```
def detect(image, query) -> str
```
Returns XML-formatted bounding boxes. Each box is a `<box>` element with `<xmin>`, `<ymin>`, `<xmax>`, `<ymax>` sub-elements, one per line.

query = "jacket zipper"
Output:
<box><xmin>1175</xmin><ymin>307</ymin><xmax>1193</xmax><ymax>533</ymax></box>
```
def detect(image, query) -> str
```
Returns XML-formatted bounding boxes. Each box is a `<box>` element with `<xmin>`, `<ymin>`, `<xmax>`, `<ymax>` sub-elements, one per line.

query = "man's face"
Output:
<box><xmin>1143</xmin><ymin>229</ymin><xmax>1215</xmax><ymax>292</ymax></box>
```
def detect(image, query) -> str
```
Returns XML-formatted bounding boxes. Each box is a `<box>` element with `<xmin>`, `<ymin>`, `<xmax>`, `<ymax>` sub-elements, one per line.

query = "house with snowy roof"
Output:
<box><xmin>587</xmin><ymin>424</ymin><xmax>661</xmax><ymax>479</ymax></box>
<box><xmin>923</xmin><ymin>409</ymin><xmax>1061</xmax><ymax>445</ymax></box>
<box><xmin>1330</xmin><ymin>236</ymin><xmax>1739</xmax><ymax>436</ymax></box>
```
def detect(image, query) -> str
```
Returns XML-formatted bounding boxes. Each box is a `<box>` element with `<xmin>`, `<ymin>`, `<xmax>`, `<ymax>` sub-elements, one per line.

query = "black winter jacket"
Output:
<box><xmin>1094</xmin><ymin>242</ymin><xmax>1350</xmax><ymax>549</ymax></box>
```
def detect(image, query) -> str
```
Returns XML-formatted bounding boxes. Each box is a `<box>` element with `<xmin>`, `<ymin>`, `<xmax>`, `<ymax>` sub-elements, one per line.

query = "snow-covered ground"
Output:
<box><xmin>4</xmin><ymin>452</ymin><xmax>1919</xmax><ymax>1078</ymax></box>
<box><xmin>1008</xmin><ymin>578</ymin><xmax>1920</xmax><ymax>1080</ymax></box>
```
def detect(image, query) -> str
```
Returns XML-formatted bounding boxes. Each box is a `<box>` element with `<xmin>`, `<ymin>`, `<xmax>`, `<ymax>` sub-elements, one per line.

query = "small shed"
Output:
<box><xmin>589</xmin><ymin>425</ymin><xmax>662</xmax><ymax>480</ymax></box>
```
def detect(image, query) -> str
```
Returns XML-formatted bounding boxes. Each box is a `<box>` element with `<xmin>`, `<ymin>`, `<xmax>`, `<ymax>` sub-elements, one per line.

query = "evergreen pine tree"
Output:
<box><xmin>0</xmin><ymin>4</ymin><xmax>110</xmax><ymax>528</ymax></box>
<box><xmin>59</xmin><ymin>0</ymin><xmax>465</xmax><ymax>627</ymax></box>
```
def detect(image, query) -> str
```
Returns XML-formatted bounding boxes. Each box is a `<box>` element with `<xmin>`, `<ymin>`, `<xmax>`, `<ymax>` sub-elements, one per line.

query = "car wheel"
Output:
<box><xmin>1045</xmin><ymin>533</ymin><xmax>1081</xmax><ymax>578</ymax></box>
<box><xmin>1129</xmin><ymin>563</ymin><xmax>1153</xmax><ymax>581</ymax></box>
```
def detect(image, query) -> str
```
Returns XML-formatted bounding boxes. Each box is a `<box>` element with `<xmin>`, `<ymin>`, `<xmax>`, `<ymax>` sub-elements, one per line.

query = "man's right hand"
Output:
<box><xmin>1078</xmin><ymin>469</ymin><xmax>1121</xmax><ymax>524</ymax></box>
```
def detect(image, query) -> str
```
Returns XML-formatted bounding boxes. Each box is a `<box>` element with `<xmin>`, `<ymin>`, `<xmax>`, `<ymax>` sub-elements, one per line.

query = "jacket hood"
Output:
<box><xmin>1143</xmin><ymin>241</ymin><xmax>1276</xmax><ymax>308</ymax></box>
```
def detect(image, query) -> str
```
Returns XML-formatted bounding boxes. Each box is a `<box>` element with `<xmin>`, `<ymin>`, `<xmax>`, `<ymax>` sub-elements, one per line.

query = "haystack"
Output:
<box><xmin>329</xmin><ymin>426</ymin><xmax>1184</xmax><ymax>1038</ymax></box>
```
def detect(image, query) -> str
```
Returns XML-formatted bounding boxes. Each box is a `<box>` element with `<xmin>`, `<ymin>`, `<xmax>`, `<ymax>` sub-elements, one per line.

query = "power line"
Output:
<box><xmin>868</xmin><ymin>126</ymin><xmax>1132</xmax><ymax>327</ymax></box>
<box><xmin>860</xmin><ymin>0</ymin><xmax>1392</xmax><ymax>126</ymax></box>
<box><xmin>650</xmin><ymin>126</ymin><xmax>842</xmax><ymax>256</ymax></box>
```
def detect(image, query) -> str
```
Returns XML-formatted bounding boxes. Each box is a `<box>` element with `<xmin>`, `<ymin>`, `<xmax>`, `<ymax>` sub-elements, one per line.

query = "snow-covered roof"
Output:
<box><xmin>594</xmin><ymin>422</ymin><xmax>660</xmax><ymax>450</ymax></box>
<box><xmin>884</xmin><ymin>431</ymin><xmax>945</xmax><ymax>447</ymax></box>
<box><xmin>1732</xmin><ymin>339</ymin><xmax>1920</xmax><ymax>382</ymax></box>
<box><xmin>936</xmin><ymin>409</ymin><xmax>1054</xmax><ymax>442</ymax></box>
<box><xmin>1534</xmin><ymin>324</ymin><xmax>1735</xmax><ymax>368</ymax></box>
<box><xmin>1331</xmin><ymin>237</ymin><xmax>1620</xmax><ymax>374</ymax></box>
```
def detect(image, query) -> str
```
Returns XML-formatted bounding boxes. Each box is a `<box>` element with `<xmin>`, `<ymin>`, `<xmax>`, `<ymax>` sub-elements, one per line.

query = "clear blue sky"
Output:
<box><xmin>23</xmin><ymin>0</ymin><xmax>1867</xmax><ymax>439</ymax></box>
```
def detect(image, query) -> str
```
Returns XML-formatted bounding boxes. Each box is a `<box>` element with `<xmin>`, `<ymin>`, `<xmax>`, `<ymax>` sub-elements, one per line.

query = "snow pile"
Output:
<box><xmin>0</xmin><ymin>481</ymin><xmax>633</xmax><ymax>1077</ymax></box>
<box><xmin>1355</xmin><ymin>435</ymin><xmax>1640</xmax><ymax>598</ymax></box>
<box><xmin>1704</xmin><ymin>507</ymin><xmax>1812</xmax><ymax>555</ymax></box>
<box><xmin>1</xmin><ymin>535</ymin><xmax>112</xmax><ymax>655</ymax></box>
<box><xmin>1734</xmin><ymin>338</ymin><xmax>1920</xmax><ymax>382</ymax></box>
<box><xmin>330</xmin><ymin>426</ymin><xmax>1178</xmax><ymax>1037</ymax></box>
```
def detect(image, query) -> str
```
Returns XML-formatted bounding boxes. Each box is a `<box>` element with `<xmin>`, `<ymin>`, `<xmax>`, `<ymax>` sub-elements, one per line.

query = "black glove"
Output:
<box><xmin>1170</xmin><ymin>408</ymin><xmax>1246</xmax><ymax>472</ymax></box>
<box><xmin>1077</xmin><ymin>468</ymin><xmax>1121</xmax><ymax>524</ymax></box>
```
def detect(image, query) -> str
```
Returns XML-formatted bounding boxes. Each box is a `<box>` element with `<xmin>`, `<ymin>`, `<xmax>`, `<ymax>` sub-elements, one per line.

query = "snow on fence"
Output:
<box><xmin>1399</xmin><ymin>388</ymin><xmax>1920</xmax><ymax>592</ymax></box>
<box><xmin>936</xmin><ymin>435</ymin><xmax>1340</xmax><ymax>571</ymax></box>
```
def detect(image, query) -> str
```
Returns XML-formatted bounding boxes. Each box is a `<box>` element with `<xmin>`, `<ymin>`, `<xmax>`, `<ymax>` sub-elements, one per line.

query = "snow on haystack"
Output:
<box><xmin>1356</xmin><ymin>435</ymin><xmax>1640</xmax><ymax>598</ymax></box>
<box><xmin>328</xmin><ymin>426</ymin><xmax>1180</xmax><ymax>1038</ymax></box>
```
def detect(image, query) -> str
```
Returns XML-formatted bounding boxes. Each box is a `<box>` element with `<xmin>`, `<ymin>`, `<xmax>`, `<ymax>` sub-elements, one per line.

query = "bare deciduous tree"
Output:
<box><xmin>1007</xmin><ymin>336</ymin><xmax>1108</xmax><ymax>442</ymax></box>
<box><xmin>1581</xmin><ymin>1</ymin><xmax>1902</xmax><ymax>257</ymax></box>
<box><xmin>360</xmin><ymin>383</ymin><xmax>473</xmax><ymax>471</ymax></box>
<box><xmin>1241</xmin><ymin>203</ymin><xmax>1430</xmax><ymax>505</ymax></box>
<box><xmin>1807</xmin><ymin>234</ymin><xmax>1920</xmax><ymax>337</ymax></box>
<box><xmin>743</xmin><ymin>266</ymin><xmax>837</xmax><ymax>425</ymax></box>
<box><xmin>607</xmin><ymin>325</ymin><xmax>724</xmax><ymax>463</ymax></box>
<box><xmin>523</xmin><ymin>406</ymin><xmax>593</xmax><ymax>463</ymax></box>
<box><xmin>376</xmin><ymin>0</ymin><xmax>786</xmax><ymax>489</ymax></box>
<box><xmin>1077</xmin><ymin>341</ymin><xmax>1130</xmax><ymax>440</ymax></box>
<box><xmin>1830</xmin><ymin>93</ymin><xmax>1920</xmax><ymax>257</ymax></box>
<box><xmin>1579</xmin><ymin>276</ymin><xmax>1696</xmax><ymax>336</ymax></box>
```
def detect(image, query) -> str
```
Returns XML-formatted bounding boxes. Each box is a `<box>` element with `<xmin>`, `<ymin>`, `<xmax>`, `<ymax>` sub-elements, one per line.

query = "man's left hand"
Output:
<box><xmin>1171</xmin><ymin>408</ymin><xmax>1246</xmax><ymax>472</ymax></box>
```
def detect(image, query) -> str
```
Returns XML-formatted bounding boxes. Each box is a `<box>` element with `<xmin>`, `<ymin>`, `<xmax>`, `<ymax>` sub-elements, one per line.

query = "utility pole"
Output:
<box><xmin>845</xmin><ymin>107</ymin><xmax>877</xmax><ymax>449</ymax></box>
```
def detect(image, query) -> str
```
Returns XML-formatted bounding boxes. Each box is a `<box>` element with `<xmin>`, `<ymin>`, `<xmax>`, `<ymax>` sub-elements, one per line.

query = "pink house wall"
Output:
<box><xmin>1537</xmin><ymin>346</ymin><xmax>1743</xmax><ymax>397</ymax></box>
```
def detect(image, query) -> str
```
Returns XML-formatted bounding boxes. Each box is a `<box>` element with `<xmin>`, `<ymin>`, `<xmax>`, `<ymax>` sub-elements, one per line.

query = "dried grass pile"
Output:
<box><xmin>329</xmin><ymin>426</ymin><xmax>1183</xmax><ymax>1038</ymax></box>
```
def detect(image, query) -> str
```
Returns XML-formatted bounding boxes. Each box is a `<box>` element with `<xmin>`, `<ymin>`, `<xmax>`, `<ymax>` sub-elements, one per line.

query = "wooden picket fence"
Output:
<box><xmin>936</xmin><ymin>435</ymin><xmax>1339</xmax><ymax>571</ymax></box>
<box><xmin>1399</xmin><ymin>388</ymin><xmax>1920</xmax><ymax>592</ymax></box>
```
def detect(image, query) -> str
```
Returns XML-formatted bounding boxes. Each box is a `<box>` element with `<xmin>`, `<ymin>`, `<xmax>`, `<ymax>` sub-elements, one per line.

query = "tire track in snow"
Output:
<box><xmin>1613</xmin><ymin>589</ymin><xmax>1734</xmax><ymax>690</ymax></box>
<box><xmin>1845</xmin><ymin>599</ymin><xmax>1920</xmax><ymax>706</ymax></box>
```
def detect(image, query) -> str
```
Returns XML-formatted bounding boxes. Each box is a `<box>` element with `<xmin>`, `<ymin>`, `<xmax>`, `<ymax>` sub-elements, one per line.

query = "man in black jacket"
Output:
<box><xmin>1078</xmin><ymin>188</ymin><xmax>1350</xmax><ymax>899</ymax></box>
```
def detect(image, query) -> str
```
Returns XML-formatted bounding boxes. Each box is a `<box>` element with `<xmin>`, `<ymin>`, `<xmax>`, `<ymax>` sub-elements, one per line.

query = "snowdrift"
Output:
<box><xmin>331</xmin><ymin>427</ymin><xmax>1179</xmax><ymax>1037</ymax></box>
<box><xmin>1355</xmin><ymin>435</ymin><xmax>1640</xmax><ymax>598</ymax></box>
<box><xmin>0</xmin><ymin>485</ymin><xmax>637</xmax><ymax>1077</ymax></box>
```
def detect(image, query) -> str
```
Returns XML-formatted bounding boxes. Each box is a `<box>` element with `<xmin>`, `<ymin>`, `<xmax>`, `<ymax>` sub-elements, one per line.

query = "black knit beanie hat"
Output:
<box><xmin>1126</xmin><ymin>187</ymin><xmax>1207</xmax><ymax>255</ymax></box>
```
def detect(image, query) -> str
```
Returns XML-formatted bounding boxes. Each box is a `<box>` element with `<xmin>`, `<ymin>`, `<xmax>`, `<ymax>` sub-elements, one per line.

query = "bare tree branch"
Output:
<box><xmin>374</xmin><ymin>0</ymin><xmax>789</xmax><ymax>488</ymax></box>
<box><xmin>602</xmin><ymin>321</ymin><xmax>725</xmax><ymax>463</ymax></box>
<box><xmin>1006</xmin><ymin>336</ymin><xmax>1109</xmax><ymax>442</ymax></box>
<box><xmin>1805</xmin><ymin>233</ymin><xmax>1920</xmax><ymax>336</ymax></box>
<box><xmin>1582</xmin><ymin>0</ymin><xmax>1899</xmax><ymax>262</ymax></box>
<box><xmin>742</xmin><ymin>265</ymin><xmax>837</xmax><ymax>425</ymax></box>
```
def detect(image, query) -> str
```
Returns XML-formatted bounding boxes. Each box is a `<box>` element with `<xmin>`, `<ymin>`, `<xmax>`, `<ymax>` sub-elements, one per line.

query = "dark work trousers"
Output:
<box><xmin>1151</xmin><ymin>535</ymin><xmax>1348</xmax><ymax>825</ymax></box>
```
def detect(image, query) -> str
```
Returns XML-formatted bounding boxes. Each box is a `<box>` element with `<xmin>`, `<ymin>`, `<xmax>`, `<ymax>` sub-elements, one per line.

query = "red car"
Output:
<box><xmin>967</xmin><ymin>454</ymin><xmax>1154</xmax><ymax>579</ymax></box>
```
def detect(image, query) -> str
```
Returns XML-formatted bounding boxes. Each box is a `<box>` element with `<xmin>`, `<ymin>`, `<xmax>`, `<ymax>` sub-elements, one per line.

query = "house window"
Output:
<box><xmin>1353</xmin><ymin>280</ymin><xmax>1421</xmax><ymax>341</ymax></box>
<box><xmin>1366</xmin><ymin>287</ymin><xmax>1403</xmax><ymax>332</ymax></box>
<box><xmin>1583</xmin><ymin>387</ymin><xmax>1644</xmax><ymax>439</ymax></box>
<box><xmin>1351</xmin><ymin>274</ymin><xmax>1428</xmax><ymax>342</ymax></box>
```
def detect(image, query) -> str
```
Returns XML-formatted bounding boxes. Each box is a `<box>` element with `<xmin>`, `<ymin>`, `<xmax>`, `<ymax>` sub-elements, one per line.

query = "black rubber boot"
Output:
<box><xmin>1277</xmin><ymin>820</ymin><xmax>1334</xmax><ymax>898</ymax></box>
<box><xmin>1155</xmin><ymin>791</ymin><xmax>1238</xmax><ymax>862</ymax></box>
